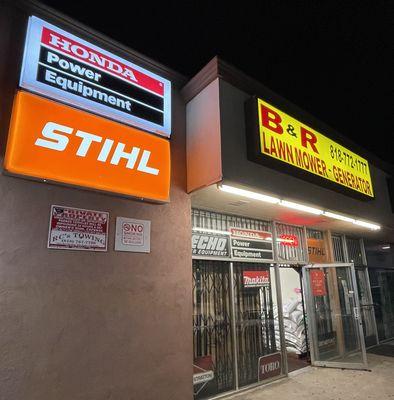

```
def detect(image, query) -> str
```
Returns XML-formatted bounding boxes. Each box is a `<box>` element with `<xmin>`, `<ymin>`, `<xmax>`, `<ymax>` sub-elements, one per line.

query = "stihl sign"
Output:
<box><xmin>4</xmin><ymin>92</ymin><xmax>170</xmax><ymax>201</ymax></box>
<box><xmin>20</xmin><ymin>16</ymin><xmax>171</xmax><ymax>136</ymax></box>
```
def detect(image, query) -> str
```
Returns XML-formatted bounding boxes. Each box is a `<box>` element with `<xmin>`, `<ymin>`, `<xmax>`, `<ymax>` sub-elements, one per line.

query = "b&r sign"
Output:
<box><xmin>246</xmin><ymin>98</ymin><xmax>374</xmax><ymax>198</ymax></box>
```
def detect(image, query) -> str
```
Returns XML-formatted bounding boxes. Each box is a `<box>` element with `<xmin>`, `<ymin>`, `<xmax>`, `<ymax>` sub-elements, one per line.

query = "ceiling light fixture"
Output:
<box><xmin>218</xmin><ymin>184</ymin><xmax>280</xmax><ymax>204</ymax></box>
<box><xmin>192</xmin><ymin>227</ymin><xmax>230</xmax><ymax>235</ymax></box>
<box><xmin>323</xmin><ymin>211</ymin><xmax>355</xmax><ymax>223</ymax></box>
<box><xmin>353</xmin><ymin>220</ymin><xmax>381</xmax><ymax>231</ymax></box>
<box><xmin>217</xmin><ymin>184</ymin><xmax>381</xmax><ymax>231</ymax></box>
<box><xmin>280</xmin><ymin>200</ymin><xmax>323</xmax><ymax>215</ymax></box>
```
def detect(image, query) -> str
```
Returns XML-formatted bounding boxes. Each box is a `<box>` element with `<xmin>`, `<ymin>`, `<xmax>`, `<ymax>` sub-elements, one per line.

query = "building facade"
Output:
<box><xmin>0</xmin><ymin>2</ymin><xmax>393</xmax><ymax>400</ymax></box>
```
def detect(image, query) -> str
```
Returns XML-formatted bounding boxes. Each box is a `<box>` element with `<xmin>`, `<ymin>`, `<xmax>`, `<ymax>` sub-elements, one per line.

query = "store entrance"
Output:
<box><xmin>192</xmin><ymin>260</ymin><xmax>284</xmax><ymax>399</ymax></box>
<box><xmin>302</xmin><ymin>263</ymin><xmax>368</xmax><ymax>369</ymax></box>
<box><xmin>275</xmin><ymin>266</ymin><xmax>310</xmax><ymax>372</ymax></box>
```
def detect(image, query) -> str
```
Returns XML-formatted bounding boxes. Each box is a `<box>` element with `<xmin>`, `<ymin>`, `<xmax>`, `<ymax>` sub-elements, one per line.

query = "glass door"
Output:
<box><xmin>302</xmin><ymin>263</ymin><xmax>368</xmax><ymax>369</ymax></box>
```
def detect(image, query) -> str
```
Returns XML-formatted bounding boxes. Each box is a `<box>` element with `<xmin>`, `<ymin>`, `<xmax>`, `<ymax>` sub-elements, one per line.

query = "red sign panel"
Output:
<box><xmin>258</xmin><ymin>352</ymin><xmax>282</xmax><ymax>381</ymax></box>
<box><xmin>48</xmin><ymin>205</ymin><xmax>109</xmax><ymax>251</ymax></box>
<box><xmin>230</xmin><ymin>227</ymin><xmax>272</xmax><ymax>241</ymax></box>
<box><xmin>279</xmin><ymin>234</ymin><xmax>299</xmax><ymax>247</ymax></box>
<box><xmin>310</xmin><ymin>269</ymin><xmax>327</xmax><ymax>296</ymax></box>
<box><xmin>41</xmin><ymin>27</ymin><xmax>164</xmax><ymax>96</ymax></box>
<box><xmin>243</xmin><ymin>271</ymin><xmax>270</xmax><ymax>288</ymax></box>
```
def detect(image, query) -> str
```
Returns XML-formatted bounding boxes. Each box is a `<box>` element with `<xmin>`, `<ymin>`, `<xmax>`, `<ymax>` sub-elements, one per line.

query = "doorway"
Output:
<box><xmin>192</xmin><ymin>260</ymin><xmax>285</xmax><ymax>399</ymax></box>
<box><xmin>275</xmin><ymin>266</ymin><xmax>310</xmax><ymax>372</ymax></box>
<box><xmin>303</xmin><ymin>263</ymin><xmax>368</xmax><ymax>369</ymax></box>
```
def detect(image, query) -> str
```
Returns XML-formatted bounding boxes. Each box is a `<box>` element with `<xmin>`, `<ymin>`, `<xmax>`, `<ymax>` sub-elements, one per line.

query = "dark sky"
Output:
<box><xmin>41</xmin><ymin>0</ymin><xmax>393</xmax><ymax>165</ymax></box>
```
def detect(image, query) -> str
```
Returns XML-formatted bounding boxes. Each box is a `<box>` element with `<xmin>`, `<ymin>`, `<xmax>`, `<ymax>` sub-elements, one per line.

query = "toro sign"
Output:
<box><xmin>20</xmin><ymin>16</ymin><xmax>171</xmax><ymax>136</ymax></box>
<box><xmin>246</xmin><ymin>97</ymin><xmax>374</xmax><ymax>198</ymax></box>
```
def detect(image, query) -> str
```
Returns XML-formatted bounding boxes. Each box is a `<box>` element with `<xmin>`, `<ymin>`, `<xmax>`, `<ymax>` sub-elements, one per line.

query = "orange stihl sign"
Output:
<box><xmin>4</xmin><ymin>91</ymin><xmax>170</xmax><ymax>201</ymax></box>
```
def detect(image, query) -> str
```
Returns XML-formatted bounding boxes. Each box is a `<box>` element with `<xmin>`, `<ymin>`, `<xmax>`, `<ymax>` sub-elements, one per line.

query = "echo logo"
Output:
<box><xmin>4</xmin><ymin>91</ymin><xmax>170</xmax><ymax>201</ymax></box>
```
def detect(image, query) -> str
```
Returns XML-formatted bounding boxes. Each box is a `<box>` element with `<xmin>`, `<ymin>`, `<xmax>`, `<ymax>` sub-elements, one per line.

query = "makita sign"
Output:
<box><xmin>192</xmin><ymin>232</ymin><xmax>230</xmax><ymax>258</ymax></box>
<box><xmin>243</xmin><ymin>270</ymin><xmax>270</xmax><ymax>288</ymax></box>
<box><xmin>20</xmin><ymin>16</ymin><xmax>171</xmax><ymax>137</ymax></box>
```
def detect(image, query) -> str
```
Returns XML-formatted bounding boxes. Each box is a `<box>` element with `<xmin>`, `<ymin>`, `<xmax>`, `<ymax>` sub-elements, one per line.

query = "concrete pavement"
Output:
<box><xmin>228</xmin><ymin>354</ymin><xmax>394</xmax><ymax>400</ymax></box>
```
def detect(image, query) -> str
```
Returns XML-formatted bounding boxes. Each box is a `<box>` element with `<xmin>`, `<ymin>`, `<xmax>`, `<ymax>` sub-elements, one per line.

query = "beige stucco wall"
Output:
<box><xmin>0</xmin><ymin>3</ymin><xmax>193</xmax><ymax>400</ymax></box>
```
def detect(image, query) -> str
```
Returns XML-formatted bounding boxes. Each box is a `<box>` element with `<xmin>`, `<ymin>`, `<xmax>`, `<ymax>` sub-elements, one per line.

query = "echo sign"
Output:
<box><xmin>20</xmin><ymin>16</ymin><xmax>171</xmax><ymax>137</ymax></box>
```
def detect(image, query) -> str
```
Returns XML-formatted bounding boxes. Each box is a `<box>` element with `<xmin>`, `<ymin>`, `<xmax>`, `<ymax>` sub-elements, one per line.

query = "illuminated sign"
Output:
<box><xmin>20</xmin><ymin>16</ymin><xmax>171</xmax><ymax>137</ymax></box>
<box><xmin>230</xmin><ymin>227</ymin><xmax>274</xmax><ymax>261</ymax></box>
<box><xmin>279</xmin><ymin>234</ymin><xmax>299</xmax><ymax>247</ymax></box>
<box><xmin>4</xmin><ymin>91</ymin><xmax>171</xmax><ymax>202</ymax></box>
<box><xmin>246</xmin><ymin>98</ymin><xmax>374</xmax><ymax>198</ymax></box>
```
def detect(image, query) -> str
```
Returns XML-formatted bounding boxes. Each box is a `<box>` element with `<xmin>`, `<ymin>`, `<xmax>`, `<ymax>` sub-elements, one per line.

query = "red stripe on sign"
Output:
<box><xmin>41</xmin><ymin>27</ymin><xmax>164</xmax><ymax>96</ymax></box>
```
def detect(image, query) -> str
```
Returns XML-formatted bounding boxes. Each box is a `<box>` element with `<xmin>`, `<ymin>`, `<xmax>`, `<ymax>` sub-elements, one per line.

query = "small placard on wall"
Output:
<box><xmin>48</xmin><ymin>205</ymin><xmax>109</xmax><ymax>252</ymax></box>
<box><xmin>115</xmin><ymin>217</ymin><xmax>151</xmax><ymax>253</ymax></box>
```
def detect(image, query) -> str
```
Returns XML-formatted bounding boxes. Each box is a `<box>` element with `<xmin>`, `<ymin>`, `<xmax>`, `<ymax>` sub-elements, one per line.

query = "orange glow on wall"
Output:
<box><xmin>4</xmin><ymin>91</ymin><xmax>171</xmax><ymax>202</ymax></box>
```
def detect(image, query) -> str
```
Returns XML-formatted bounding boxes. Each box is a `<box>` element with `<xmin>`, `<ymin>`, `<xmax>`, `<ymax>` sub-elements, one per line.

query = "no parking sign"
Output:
<box><xmin>115</xmin><ymin>217</ymin><xmax>151</xmax><ymax>252</ymax></box>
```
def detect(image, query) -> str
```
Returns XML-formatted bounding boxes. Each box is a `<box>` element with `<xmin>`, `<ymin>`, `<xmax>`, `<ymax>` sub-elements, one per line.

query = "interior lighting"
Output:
<box><xmin>192</xmin><ymin>227</ymin><xmax>230</xmax><ymax>235</ymax></box>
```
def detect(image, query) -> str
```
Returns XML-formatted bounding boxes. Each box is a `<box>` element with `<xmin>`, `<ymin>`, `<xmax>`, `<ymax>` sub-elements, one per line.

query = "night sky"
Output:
<box><xmin>41</xmin><ymin>0</ymin><xmax>393</xmax><ymax>166</ymax></box>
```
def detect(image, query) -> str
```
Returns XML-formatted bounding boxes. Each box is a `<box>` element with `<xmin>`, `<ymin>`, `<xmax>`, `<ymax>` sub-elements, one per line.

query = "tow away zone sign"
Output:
<box><xmin>48</xmin><ymin>205</ymin><xmax>109</xmax><ymax>251</ymax></box>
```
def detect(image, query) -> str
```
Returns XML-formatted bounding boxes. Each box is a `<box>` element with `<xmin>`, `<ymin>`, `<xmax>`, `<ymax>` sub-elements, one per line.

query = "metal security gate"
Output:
<box><xmin>232</xmin><ymin>263</ymin><xmax>277</xmax><ymax>387</ymax></box>
<box><xmin>192</xmin><ymin>258</ymin><xmax>285</xmax><ymax>399</ymax></box>
<box><xmin>193</xmin><ymin>260</ymin><xmax>235</xmax><ymax>398</ymax></box>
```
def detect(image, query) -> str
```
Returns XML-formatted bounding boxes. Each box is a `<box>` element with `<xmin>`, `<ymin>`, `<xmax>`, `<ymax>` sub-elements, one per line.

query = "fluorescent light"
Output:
<box><xmin>323</xmin><ymin>211</ymin><xmax>355</xmax><ymax>223</ymax></box>
<box><xmin>192</xmin><ymin>227</ymin><xmax>230</xmax><ymax>235</ymax></box>
<box><xmin>353</xmin><ymin>220</ymin><xmax>381</xmax><ymax>230</ymax></box>
<box><xmin>382</xmin><ymin>245</ymin><xmax>390</xmax><ymax>250</ymax></box>
<box><xmin>218</xmin><ymin>184</ymin><xmax>280</xmax><ymax>204</ymax></box>
<box><xmin>280</xmin><ymin>200</ymin><xmax>323</xmax><ymax>215</ymax></box>
<box><xmin>217</xmin><ymin>184</ymin><xmax>381</xmax><ymax>231</ymax></box>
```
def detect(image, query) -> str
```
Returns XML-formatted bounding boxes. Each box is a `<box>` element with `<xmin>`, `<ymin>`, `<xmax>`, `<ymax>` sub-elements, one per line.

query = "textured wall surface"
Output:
<box><xmin>0</xmin><ymin>3</ymin><xmax>192</xmax><ymax>400</ymax></box>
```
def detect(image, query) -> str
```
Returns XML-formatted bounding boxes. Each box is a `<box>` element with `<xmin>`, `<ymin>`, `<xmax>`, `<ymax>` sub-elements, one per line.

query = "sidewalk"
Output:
<box><xmin>229</xmin><ymin>354</ymin><xmax>394</xmax><ymax>400</ymax></box>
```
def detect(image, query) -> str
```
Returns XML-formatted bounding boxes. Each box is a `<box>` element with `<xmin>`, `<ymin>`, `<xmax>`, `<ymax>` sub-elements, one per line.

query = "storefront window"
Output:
<box><xmin>193</xmin><ymin>260</ymin><xmax>235</xmax><ymax>399</ymax></box>
<box><xmin>369</xmin><ymin>269</ymin><xmax>394</xmax><ymax>341</ymax></box>
<box><xmin>192</xmin><ymin>260</ymin><xmax>285</xmax><ymax>399</ymax></box>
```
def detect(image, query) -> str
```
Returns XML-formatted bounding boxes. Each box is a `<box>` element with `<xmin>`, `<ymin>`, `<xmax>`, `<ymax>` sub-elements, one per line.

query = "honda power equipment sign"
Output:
<box><xmin>20</xmin><ymin>16</ymin><xmax>171</xmax><ymax>137</ymax></box>
<box><xmin>230</xmin><ymin>227</ymin><xmax>274</xmax><ymax>261</ymax></box>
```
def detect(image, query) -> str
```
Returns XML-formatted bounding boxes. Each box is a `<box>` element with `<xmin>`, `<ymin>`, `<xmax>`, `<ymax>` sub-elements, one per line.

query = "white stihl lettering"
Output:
<box><xmin>35</xmin><ymin>121</ymin><xmax>72</xmax><ymax>151</ymax></box>
<box><xmin>34</xmin><ymin>122</ymin><xmax>160</xmax><ymax>175</ymax></box>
